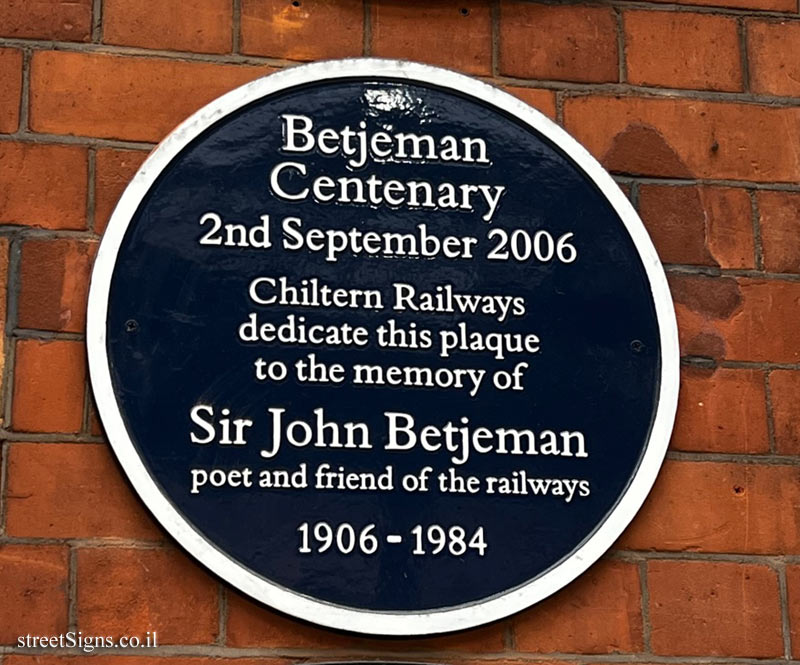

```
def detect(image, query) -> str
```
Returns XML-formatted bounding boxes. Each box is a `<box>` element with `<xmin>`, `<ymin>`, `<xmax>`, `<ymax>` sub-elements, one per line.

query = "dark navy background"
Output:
<box><xmin>106</xmin><ymin>79</ymin><xmax>660</xmax><ymax>612</ymax></box>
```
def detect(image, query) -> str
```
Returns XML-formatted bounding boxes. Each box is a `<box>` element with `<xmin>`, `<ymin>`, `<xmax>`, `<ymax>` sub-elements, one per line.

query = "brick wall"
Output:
<box><xmin>1</xmin><ymin>0</ymin><xmax>799</xmax><ymax>660</ymax></box>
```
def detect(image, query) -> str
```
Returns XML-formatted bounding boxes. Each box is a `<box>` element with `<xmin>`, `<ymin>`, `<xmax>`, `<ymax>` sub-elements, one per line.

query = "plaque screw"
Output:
<box><xmin>460</xmin><ymin>7</ymin><xmax>470</xmax><ymax>15</ymax></box>
<box><xmin>630</xmin><ymin>339</ymin><xmax>644</xmax><ymax>353</ymax></box>
<box><xmin>125</xmin><ymin>319</ymin><xmax>139</xmax><ymax>333</ymax></box>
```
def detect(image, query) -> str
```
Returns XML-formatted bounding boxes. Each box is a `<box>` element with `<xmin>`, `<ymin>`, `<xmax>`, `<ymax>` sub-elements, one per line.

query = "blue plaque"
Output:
<box><xmin>88</xmin><ymin>59</ymin><xmax>679</xmax><ymax>635</ymax></box>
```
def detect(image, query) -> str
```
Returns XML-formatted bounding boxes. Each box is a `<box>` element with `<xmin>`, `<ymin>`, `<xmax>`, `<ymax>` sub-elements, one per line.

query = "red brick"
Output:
<box><xmin>505</xmin><ymin>86</ymin><xmax>558</xmax><ymax>120</ymax></box>
<box><xmin>371</xmin><ymin>1</ymin><xmax>491</xmax><ymax>76</ymax></box>
<box><xmin>672</xmin><ymin>367</ymin><xmax>769</xmax><ymax>454</ymax></box>
<box><xmin>0</xmin><ymin>48</ymin><xmax>22</xmax><ymax>133</ymax></box>
<box><xmin>625</xmin><ymin>11</ymin><xmax>742</xmax><ymax>92</ymax></box>
<box><xmin>669</xmin><ymin>274</ymin><xmax>800</xmax><ymax>362</ymax></box>
<box><xmin>5</xmin><ymin>443</ymin><xmax>162</xmax><ymax>539</ymax></box>
<box><xmin>0</xmin><ymin>239</ymin><xmax>8</xmax><ymax>427</ymax></box>
<box><xmin>787</xmin><ymin>566</ymin><xmax>800</xmax><ymax>657</ymax></box>
<box><xmin>12</xmin><ymin>339</ymin><xmax>86</xmax><ymax>433</ymax></box>
<box><xmin>18</xmin><ymin>239</ymin><xmax>98</xmax><ymax>333</ymax></box>
<box><xmin>0</xmin><ymin>545</ymin><xmax>68</xmax><ymax>644</ymax></box>
<box><xmin>104</xmin><ymin>0</ymin><xmax>232</xmax><ymax>54</ymax></box>
<box><xmin>513</xmin><ymin>559</ymin><xmax>642</xmax><ymax>653</ymax></box>
<box><xmin>639</xmin><ymin>185</ymin><xmax>754</xmax><ymax>268</ymax></box>
<box><xmin>770</xmin><ymin>370</ymin><xmax>800</xmax><ymax>455</ymax></box>
<box><xmin>89</xmin><ymin>400</ymin><xmax>104</xmax><ymax>437</ymax></box>
<box><xmin>647</xmin><ymin>0</ymin><xmax>795</xmax><ymax>11</ymax></box>
<box><xmin>0</xmin><ymin>0</ymin><xmax>92</xmax><ymax>41</ymax></box>
<box><xmin>77</xmin><ymin>547</ymin><xmax>217</xmax><ymax>644</ymax></box>
<box><xmin>748</xmin><ymin>20</ymin><xmax>800</xmax><ymax>97</ymax></box>
<box><xmin>7</xmin><ymin>659</ymin><xmax>290</xmax><ymax>665</ymax></box>
<box><xmin>95</xmin><ymin>149</ymin><xmax>149</xmax><ymax>235</ymax></box>
<box><xmin>0</xmin><ymin>142</ymin><xmax>87</xmax><ymax>229</ymax></box>
<box><xmin>30</xmin><ymin>51</ymin><xmax>274</xmax><ymax>143</ymax></box>
<box><xmin>620</xmin><ymin>460</ymin><xmax>800</xmax><ymax>553</ymax></box>
<box><xmin>648</xmin><ymin>560</ymin><xmax>782</xmax><ymax>657</ymax></box>
<box><xmin>226</xmin><ymin>589</ymin><xmax>506</xmax><ymax>649</ymax></box>
<box><xmin>564</xmin><ymin>96</ymin><xmax>800</xmax><ymax>183</ymax></box>
<box><xmin>758</xmin><ymin>190</ymin><xmax>800</xmax><ymax>273</ymax></box>
<box><xmin>454</xmin><ymin>661</ymin><xmax>573</xmax><ymax>665</ymax></box>
<box><xmin>499</xmin><ymin>2</ymin><xmax>618</xmax><ymax>83</ymax></box>
<box><xmin>242</xmin><ymin>0</ymin><xmax>362</xmax><ymax>61</ymax></box>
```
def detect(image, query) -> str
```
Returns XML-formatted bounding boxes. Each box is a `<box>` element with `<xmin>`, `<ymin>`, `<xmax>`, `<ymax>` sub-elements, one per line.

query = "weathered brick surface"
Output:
<box><xmin>499</xmin><ymin>2</ymin><xmax>618</xmax><ymax>83</ymax></box>
<box><xmin>18</xmin><ymin>239</ymin><xmax>97</xmax><ymax>333</ymax></box>
<box><xmin>672</xmin><ymin>366</ymin><xmax>769</xmax><ymax>454</ymax></box>
<box><xmin>639</xmin><ymin>185</ymin><xmax>754</xmax><ymax>268</ymax></box>
<box><xmin>648</xmin><ymin>0</ymin><xmax>795</xmax><ymax>9</ymax></box>
<box><xmin>564</xmin><ymin>96</ymin><xmax>800</xmax><ymax>183</ymax></box>
<box><xmin>6</xmin><ymin>659</ymin><xmax>290</xmax><ymax>665</ymax></box>
<box><xmin>625</xmin><ymin>11</ymin><xmax>742</xmax><ymax>92</ymax></box>
<box><xmin>0</xmin><ymin>238</ymin><xmax>9</xmax><ymax>426</ymax></box>
<box><xmin>620</xmin><ymin>460</ymin><xmax>800</xmax><ymax>553</ymax></box>
<box><xmin>0</xmin><ymin>0</ymin><xmax>92</xmax><ymax>41</ymax></box>
<box><xmin>77</xmin><ymin>547</ymin><xmax>218</xmax><ymax>644</ymax></box>
<box><xmin>30</xmin><ymin>52</ymin><xmax>273</xmax><ymax>142</ymax></box>
<box><xmin>372</xmin><ymin>0</ymin><xmax>492</xmax><ymax>76</ymax></box>
<box><xmin>758</xmin><ymin>190</ymin><xmax>800</xmax><ymax>273</ymax></box>
<box><xmin>747</xmin><ymin>19</ymin><xmax>800</xmax><ymax>97</ymax></box>
<box><xmin>103</xmin><ymin>0</ymin><xmax>233</xmax><ymax>54</ymax></box>
<box><xmin>770</xmin><ymin>369</ymin><xmax>800</xmax><ymax>455</ymax></box>
<box><xmin>12</xmin><ymin>339</ymin><xmax>86</xmax><ymax>433</ymax></box>
<box><xmin>0</xmin><ymin>544</ymin><xmax>69</xmax><ymax>644</ymax></box>
<box><xmin>5</xmin><ymin>443</ymin><xmax>162</xmax><ymax>539</ymax></box>
<box><xmin>0</xmin><ymin>48</ymin><xmax>22</xmax><ymax>133</ymax></box>
<box><xmin>94</xmin><ymin>149</ymin><xmax>149</xmax><ymax>234</ymax></box>
<box><xmin>513</xmin><ymin>560</ymin><xmax>643</xmax><ymax>653</ymax></box>
<box><xmin>89</xmin><ymin>399</ymin><xmax>104</xmax><ymax>437</ymax></box>
<box><xmin>505</xmin><ymin>86</ymin><xmax>558</xmax><ymax>120</ymax></box>
<box><xmin>227</xmin><ymin>587</ymin><xmax>506</xmax><ymax>648</ymax></box>
<box><xmin>242</xmin><ymin>0</ymin><xmax>362</xmax><ymax>61</ymax></box>
<box><xmin>648</xmin><ymin>560</ymin><xmax>783</xmax><ymax>657</ymax></box>
<box><xmin>670</xmin><ymin>274</ymin><xmax>800</xmax><ymax>362</ymax></box>
<box><xmin>0</xmin><ymin>142</ymin><xmax>87</xmax><ymax>229</ymax></box>
<box><xmin>787</xmin><ymin>566</ymin><xmax>800</xmax><ymax>658</ymax></box>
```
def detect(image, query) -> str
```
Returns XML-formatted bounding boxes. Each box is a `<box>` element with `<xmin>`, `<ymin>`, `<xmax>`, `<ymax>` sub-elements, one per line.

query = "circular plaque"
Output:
<box><xmin>88</xmin><ymin>59</ymin><xmax>679</xmax><ymax>635</ymax></box>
